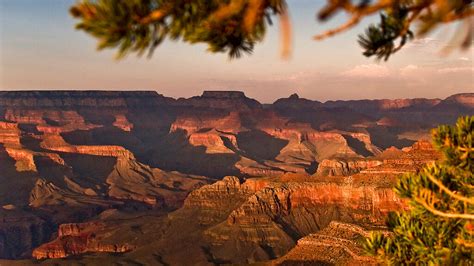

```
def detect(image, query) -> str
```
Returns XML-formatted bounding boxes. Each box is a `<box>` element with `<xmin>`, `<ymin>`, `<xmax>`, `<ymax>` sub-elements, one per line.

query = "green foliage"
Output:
<box><xmin>70</xmin><ymin>0</ymin><xmax>472</xmax><ymax>60</ymax></box>
<box><xmin>70</xmin><ymin>0</ymin><xmax>286</xmax><ymax>59</ymax></box>
<box><xmin>358</xmin><ymin>10</ymin><xmax>414</xmax><ymax>61</ymax></box>
<box><xmin>365</xmin><ymin>116</ymin><xmax>474</xmax><ymax>265</ymax></box>
<box><xmin>357</xmin><ymin>0</ymin><xmax>472</xmax><ymax>61</ymax></box>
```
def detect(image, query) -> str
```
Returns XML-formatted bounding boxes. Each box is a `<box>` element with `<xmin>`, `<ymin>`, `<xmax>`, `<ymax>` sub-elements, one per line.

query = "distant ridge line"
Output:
<box><xmin>0</xmin><ymin>90</ymin><xmax>472</xmax><ymax>108</ymax></box>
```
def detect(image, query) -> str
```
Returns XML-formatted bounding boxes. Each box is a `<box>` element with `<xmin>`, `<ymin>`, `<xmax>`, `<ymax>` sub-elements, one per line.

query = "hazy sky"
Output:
<box><xmin>0</xmin><ymin>0</ymin><xmax>472</xmax><ymax>103</ymax></box>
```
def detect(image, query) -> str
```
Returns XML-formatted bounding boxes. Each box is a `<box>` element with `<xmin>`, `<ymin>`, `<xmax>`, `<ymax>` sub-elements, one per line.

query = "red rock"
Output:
<box><xmin>113</xmin><ymin>114</ymin><xmax>134</xmax><ymax>132</ymax></box>
<box><xmin>188</xmin><ymin>129</ymin><xmax>235</xmax><ymax>153</ymax></box>
<box><xmin>32</xmin><ymin>222</ymin><xmax>134</xmax><ymax>259</ymax></box>
<box><xmin>316</xmin><ymin>159</ymin><xmax>383</xmax><ymax>176</ymax></box>
<box><xmin>270</xmin><ymin>221</ymin><xmax>381</xmax><ymax>265</ymax></box>
<box><xmin>0</xmin><ymin>91</ymin><xmax>470</xmax><ymax>263</ymax></box>
<box><xmin>4</xmin><ymin>148</ymin><xmax>37</xmax><ymax>172</ymax></box>
<box><xmin>170</xmin><ymin>111</ymin><xmax>242</xmax><ymax>134</ymax></box>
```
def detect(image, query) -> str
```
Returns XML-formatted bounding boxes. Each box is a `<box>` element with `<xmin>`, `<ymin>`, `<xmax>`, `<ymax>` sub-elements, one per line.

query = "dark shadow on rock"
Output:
<box><xmin>77</xmin><ymin>108</ymin><xmax>117</xmax><ymax>126</ymax></box>
<box><xmin>20</xmin><ymin>135</ymin><xmax>43</xmax><ymax>152</ymax></box>
<box><xmin>66</xmin><ymin>129</ymin><xmax>239</xmax><ymax>179</ymax></box>
<box><xmin>18</xmin><ymin>123</ymin><xmax>43</xmax><ymax>135</ymax></box>
<box><xmin>272</xmin><ymin>107</ymin><xmax>371</xmax><ymax>131</ymax></box>
<box><xmin>33</xmin><ymin>152</ymin><xmax>117</xmax><ymax>196</ymax></box>
<box><xmin>0</xmin><ymin>208</ymin><xmax>52</xmax><ymax>259</ymax></box>
<box><xmin>43</xmin><ymin>117</ymin><xmax>62</xmax><ymax>127</ymax></box>
<box><xmin>33</xmin><ymin>155</ymin><xmax>72</xmax><ymax>188</ymax></box>
<box><xmin>366</xmin><ymin>127</ymin><xmax>416</xmax><ymax>149</ymax></box>
<box><xmin>64</xmin><ymin>107</ymin><xmax>242</xmax><ymax>178</ymax></box>
<box><xmin>236</xmin><ymin>130</ymin><xmax>289</xmax><ymax>162</ymax></box>
<box><xmin>59</xmin><ymin>153</ymin><xmax>117</xmax><ymax>193</ymax></box>
<box><xmin>342</xmin><ymin>135</ymin><xmax>373</xmax><ymax>157</ymax></box>
<box><xmin>61</xmin><ymin>127</ymin><xmax>144</xmax><ymax>152</ymax></box>
<box><xmin>305</xmin><ymin>161</ymin><xmax>318</xmax><ymax>175</ymax></box>
<box><xmin>0</xmin><ymin>145</ymin><xmax>38</xmax><ymax>206</ymax></box>
<box><xmin>145</xmin><ymin>130</ymin><xmax>241</xmax><ymax>179</ymax></box>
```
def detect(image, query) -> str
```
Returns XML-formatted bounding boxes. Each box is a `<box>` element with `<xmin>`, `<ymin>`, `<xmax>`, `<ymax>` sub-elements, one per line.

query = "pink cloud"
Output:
<box><xmin>399</xmin><ymin>65</ymin><xmax>419</xmax><ymax>76</ymax></box>
<box><xmin>437</xmin><ymin>67</ymin><xmax>474</xmax><ymax>74</ymax></box>
<box><xmin>342</xmin><ymin>64</ymin><xmax>390</xmax><ymax>78</ymax></box>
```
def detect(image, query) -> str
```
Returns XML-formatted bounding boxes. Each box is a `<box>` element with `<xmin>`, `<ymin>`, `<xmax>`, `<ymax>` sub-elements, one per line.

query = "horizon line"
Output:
<box><xmin>0</xmin><ymin>89</ymin><xmax>471</xmax><ymax>104</ymax></box>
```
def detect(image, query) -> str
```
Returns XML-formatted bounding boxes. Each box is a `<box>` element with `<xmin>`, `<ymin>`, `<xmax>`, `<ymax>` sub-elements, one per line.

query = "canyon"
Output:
<box><xmin>0</xmin><ymin>90</ymin><xmax>472</xmax><ymax>265</ymax></box>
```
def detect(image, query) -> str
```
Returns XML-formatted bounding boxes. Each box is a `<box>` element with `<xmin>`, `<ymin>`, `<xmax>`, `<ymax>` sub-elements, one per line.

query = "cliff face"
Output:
<box><xmin>182</xmin><ymin>176</ymin><xmax>257</xmax><ymax>225</ymax></box>
<box><xmin>202</xmin><ymin>178</ymin><xmax>403</xmax><ymax>263</ymax></box>
<box><xmin>30</xmin><ymin>171</ymin><xmax>404</xmax><ymax>263</ymax></box>
<box><xmin>0</xmin><ymin>92</ymin><xmax>212</xmax><ymax>259</ymax></box>
<box><xmin>0</xmin><ymin>210</ymin><xmax>52</xmax><ymax>259</ymax></box>
<box><xmin>32</xmin><ymin>222</ymin><xmax>133</xmax><ymax>260</ymax></box>
<box><xmin>269</xmin><ymin>221</ymin><xmax>381</xmax><ymax>265</ymax></box>
<box><xmin>175</xmin><ymin>90</ymin><xmax>262</xmax><ymax>110</ymax></box>
<box><xmin>0</xmin><ymin>91</ymin><xmax>471</xmax><ymax>263</ymax></box>
<box><xmin>316</xmin><ymin>159</ymin><xmax>383</xmax><ymax>176</ymax></box>
<box><xmin>170</xmin><ymin>111</ymin><xmax>243</xmax><ymax>134</ymax></box>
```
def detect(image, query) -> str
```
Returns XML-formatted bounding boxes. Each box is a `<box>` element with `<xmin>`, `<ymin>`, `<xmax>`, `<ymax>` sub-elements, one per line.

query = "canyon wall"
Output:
<box><xmin>0</xmin><ymin>91</ymin><xmax>471</xmax><ymax>264</ymax></box>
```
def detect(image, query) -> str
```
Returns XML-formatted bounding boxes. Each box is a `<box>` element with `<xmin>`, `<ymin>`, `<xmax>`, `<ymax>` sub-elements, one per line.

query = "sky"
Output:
<box><xmin>0</xmin><ymin>0</ymin><xmax>472</xmax><ymax>103</ymax></box>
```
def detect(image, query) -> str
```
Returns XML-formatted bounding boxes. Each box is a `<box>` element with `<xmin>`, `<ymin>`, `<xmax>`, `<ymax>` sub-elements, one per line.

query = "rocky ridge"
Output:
<box><xmin>30</xmin><ymin>140</ymin><xmax>436</xmax><ymax>263</ymax></box>
<box><xmin>32</xmin><ymin>222</ymin><xmax>133</xmax><ymax>260</ymax></box>
<box><xmin>0</xmin><ymin>90</ymin><xmax>471</xmax><ymax>264</ymax></box>
<box><xmin>269</xmin><ymin>221</ymin><xmax>382</xmax><ymax>265</ymax></box>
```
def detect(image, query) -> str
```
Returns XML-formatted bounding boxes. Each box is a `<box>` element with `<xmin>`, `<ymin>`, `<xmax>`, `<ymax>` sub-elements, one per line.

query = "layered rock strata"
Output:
<box><xmin>32</xmin><ymin>222</ymin><xmax>133</xmax><ymax>259</ymax></box>
<box><xmin>269</xmin><ymin>221</ymin><xmax>383</xmax><ymax>265</ymax></box>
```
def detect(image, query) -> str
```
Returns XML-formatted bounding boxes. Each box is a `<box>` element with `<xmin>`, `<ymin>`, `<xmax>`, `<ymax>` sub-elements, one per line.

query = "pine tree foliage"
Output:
<box><xmin>70</xmin><ymin>0</ymin><xmax>286</xmax><ymax>59</ymax></box>
<box><xmin>317</xmin><ymin>0</ymin><xmax>473</xmax><ymax>61</ymax></box>
<box><xmin>358</xmin><ymin>11</ymin><xmax>414</xmax><ymax>61</ymax></box>
<box><xmin>70</xmin><ymin>0</ymin><xmax>473</xmax><ymax>60</ymax></box>
<box><xmin>365</xmin><ymin>116</ymin><xmax>474</xmax><ymax>265</ymax></box>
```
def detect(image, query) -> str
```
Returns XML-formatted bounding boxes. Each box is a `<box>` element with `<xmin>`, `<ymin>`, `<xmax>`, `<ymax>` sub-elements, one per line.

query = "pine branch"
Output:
<box><xmin>69</xmin><ymin>1</ymin><xmax>473</xmax><ymax>59</ymax></box>
<box><xmin>365</xmin><ymin>116</ymin><xmax>474</xmax><ymax>264</ymax></box>
<box><xmin>425</xmin><ymin>171</ymin><xmax>474</xmax><ymax>205</ymax></box>
<box><xmin>414</xmin><ymin>197</ymin><xmax>474</xmax><ymax>220</ymax></box>
<box><xmin>313</xmin><ymin>15</ymin><xmax>361</xmax><ymax>40</ymax></box>
<box><xmin>139</xmin><ymin>7</ymin><xmax>170</xmax><ymax>25</ymax></box>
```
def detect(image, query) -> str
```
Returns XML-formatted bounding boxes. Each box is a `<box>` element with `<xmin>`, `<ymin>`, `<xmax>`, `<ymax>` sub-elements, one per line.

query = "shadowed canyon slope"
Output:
<box><xmin>0</xmin><ymin>91</ymin><xmax>472</xmax><ymax>264</ymax></box>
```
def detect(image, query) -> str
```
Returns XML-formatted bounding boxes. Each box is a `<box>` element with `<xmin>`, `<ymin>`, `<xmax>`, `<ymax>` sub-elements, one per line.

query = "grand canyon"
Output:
<box><xmin>0</xmin><ymin>90</ymin><xmax>472</xmax><ymax>265</ymax></box>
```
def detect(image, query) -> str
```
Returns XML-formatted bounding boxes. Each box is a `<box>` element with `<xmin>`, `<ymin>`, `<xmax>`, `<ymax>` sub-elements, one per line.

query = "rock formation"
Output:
<box><xmin>269</xmin><ymin>221</ymin><xmax>383</xmax><ymax>265</ymax></box>
<box><xmin>175</xmin><ymin>90</ymin><xmax>262</xmax><ymax>110</ymax></box>
<box><xmin>32</xmin><ymin>222</ymin><xmax>133</xmax><ymax>259</ymax></box>
<box><xmin>0</xmin><ymin>90</ymin><xmax>471</xmax><ymax>264</ymax></box>
<box><xmin>316</xmin><ymin>159</ymin><xmax>383</xmax><ymax>176</ymax></box>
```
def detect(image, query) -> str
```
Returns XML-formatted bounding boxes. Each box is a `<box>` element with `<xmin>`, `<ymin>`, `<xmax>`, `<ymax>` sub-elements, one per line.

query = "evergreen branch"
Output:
<box><xmin>314</xmin><ymin>0</ymin><xmax>430</xmax><ymax>41</ymax></box>
<box><xmin>425</xmin><ymin>172</ymin><xmax>474</xmax><ymax>205</ymax></box>
<box><xmin>414</xmin><ymin>197</ymin><xmax>474</xmax><ymax>220</ymax></box>
<box><xmin>139</xmin><ymin>6</ymin><xmax>171</xmax><ymax>25</ymax></box>
<box><xmin>209</xmin><ymin>0</ymin><xmax>246</xmax><ymax>22</ymax></box>
<box><xmin>440</xmin><ymin>9</ymin><xmax>474</xmax><ymax>23</ymax></box>
<box><xmin>317</xmin><ymin>0</ymin><xmax>473</xmax><ymax>59</ymax></box>
<box><xmin>243</xmin><ymin>0</ymin><xmax>265</xmax><ymax>33</ymax></box>
<box><xmin>458</xmin><ymin>147</ymin><xmax>473</xmax><ymax>152</ymax></box>
<box><xmin>313</xmin><ymin>14</ymin><xmax>361</xmax><ymax>40</ymax></box>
